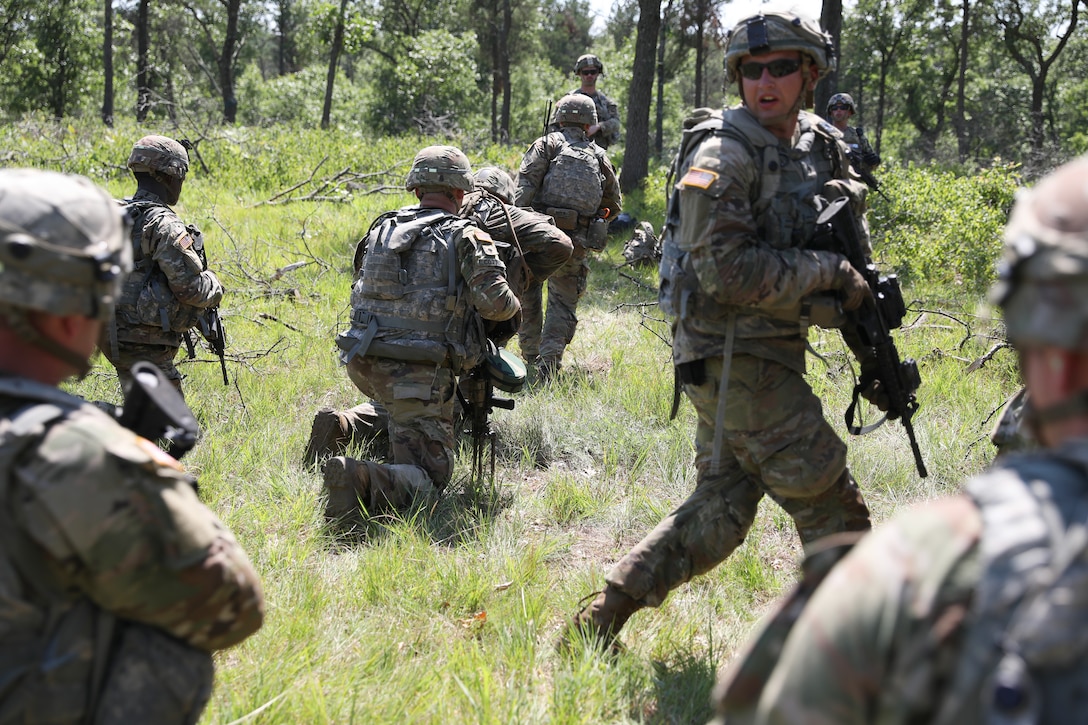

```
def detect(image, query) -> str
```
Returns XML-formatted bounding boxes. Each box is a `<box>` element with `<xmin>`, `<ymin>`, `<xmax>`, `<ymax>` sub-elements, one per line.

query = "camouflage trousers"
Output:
<box><xmin>518</xmin><ymin>245</ymin><xmax>589</xmax><ymax>367</ymax></box>
<box><xmin>97</xmin><ymin>337</ymin><xmax>184</xmax><ymax>396</ymax></box>
<box><xmin>605</xmin><ymin>353</ymin><xmax>871</xmax><ymax>607</ymax></box>
<box><xmin>345</xmin><ymin>355</ymin><xmax>456</xmax><ymax>493</ymax></box>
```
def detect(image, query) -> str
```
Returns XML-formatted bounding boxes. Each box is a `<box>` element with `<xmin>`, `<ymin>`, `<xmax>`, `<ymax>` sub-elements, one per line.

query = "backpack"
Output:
<box><xmin>537</xmin><ymin>136</ymin><xmax>604</xmax><ymax>217</ymax></box>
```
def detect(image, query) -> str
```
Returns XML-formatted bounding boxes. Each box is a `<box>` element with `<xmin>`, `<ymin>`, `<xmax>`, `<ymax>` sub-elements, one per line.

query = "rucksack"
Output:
<box><xmin>537</xmin><ymin>137</ymin><xmax>604</xmax><ymax>217</ymax></box>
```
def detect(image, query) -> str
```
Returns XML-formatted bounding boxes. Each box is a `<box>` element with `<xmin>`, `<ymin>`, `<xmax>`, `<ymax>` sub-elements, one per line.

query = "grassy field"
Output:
<box><xmin>26</xmin><ymin>120</ymin><xmax>1021</xmax><ymax>723</ymax></box>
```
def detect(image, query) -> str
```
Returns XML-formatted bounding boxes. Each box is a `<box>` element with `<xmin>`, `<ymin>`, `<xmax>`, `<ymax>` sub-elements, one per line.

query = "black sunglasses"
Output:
<box><xmin>738</xmin><ymin>59</ymin><xmax>801</xmax><ymax>81</ymax></box>
<box><xmin>580</xmin><ymin>69</ymin><xmax>600</xmax><ymax>76</ymax></box>
<box><xmin>829</xmin><ymin>103</ymin><xmax>851</xmax><ymax>111</ymax></box>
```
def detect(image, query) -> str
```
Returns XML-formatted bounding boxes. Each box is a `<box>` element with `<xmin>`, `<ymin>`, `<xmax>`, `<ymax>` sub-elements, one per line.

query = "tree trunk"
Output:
<box><xmin>321</xmin><ymin>0</ymin><xmax>348</xmax><ymax>130</ymax></box>
<box><xmin>693</xmin><ymin>0</ymin><xmax>705</xmax><ymax>108</ymax></box>
<box><xmin>817</xmin><ymin>0</ymin><xmax>842</xmax><ymax>116</ymax></box>
<box><xmin>953</xmin><ymin>0</ymin><xmax>970</xmax><ymax>161</ymax></box>
<box><xmin>136</xmin><ymin>0</ymin><xmax>150</xmax><ymax>121</ymax></box>
<box><xmin>654</xmin><ymin>0</ymin><xmax>672</xmax><ymax>157</ymax></box>
<box><xmin>498</xmin><ymin>0</ymin><xmax>511</xmax><ymax>142</ymax></box>
<box><xmin>219</xmin><ymin>0</ymin><xmax>241</xmax><ymax>123</ymax></box>
<box><xmin>102</xmin><ymin>0</ymin><xmax>114</xmax><ymax>126</ymax></box>
<box><xmin>620</xmin><ymin>0</ymin><xmax>662</xmax><ymax>194</ymax></box>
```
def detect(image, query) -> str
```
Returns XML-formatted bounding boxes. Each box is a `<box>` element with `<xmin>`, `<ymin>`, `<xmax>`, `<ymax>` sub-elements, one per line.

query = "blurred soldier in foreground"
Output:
<box><xmin>714</xmin><ymin>154</ymin><xmax>1088</xmax><ymax>723</ymax></box>
<box><xmin>302</xmin><ymin>166</ymin><xmax>571</xmax><ymax>468</ymax></box>
<box><xmin>564</xmin><ymin>11</ymin><xmax>876</xmax><ymax>651</ymax></box>
<box><xmin>518</xmin><ymin>93</ymin><xmax>621</xmax><ymax>382</ymax></box>
<box><xmin>323</xmin><ymin>146</ymin><xmax>520</xmax><ymax>520</ymax></box>
<box><xmin>825</xmin><ymin>92</ymin><xmax>881</xmax><ymax>177</ymax></box>
<box><xmin>547</xmin><ymin>54</ymin><xmax>622</xmax><ymax>149</ymax></box>
<box><xmin>99</xmin><ymin>135</ymin><xmax>224</xmax><ymax>394</ymax></box>
<box><xmin>0</xmin><ymin>168</ymin><xmax>263</xmax><ymax>722</ymax></box>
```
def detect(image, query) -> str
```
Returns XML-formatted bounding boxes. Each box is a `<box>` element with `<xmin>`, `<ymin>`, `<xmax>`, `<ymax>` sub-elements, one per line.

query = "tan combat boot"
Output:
<box><xmin>303</xmin><ymin>407</ymin><xmax>349</xmax><ymax>468</ymax></box>
<box><xmin>321</xmin><ymin>456</ymin><xmax>371</xmax><ymax>524</ymax></box>
<box><xmin>562</xmin><ymin>585</ymin><xmax>642</xmax><ymax>654</ymax></box>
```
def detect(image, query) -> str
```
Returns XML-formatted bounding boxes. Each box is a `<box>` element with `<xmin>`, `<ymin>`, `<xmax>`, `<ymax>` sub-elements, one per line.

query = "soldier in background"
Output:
<box><xmin>322</xmin><ymin>146</ymin><xmax>520</xmax><ymax>521</ymax></box>
<box><xmin>517</xmin><ymin>94</ymin><xmax>621</xmax><ymax>382</ymax></box>
<box><xmin>826</xmin><ymin>92</ymin><xmax>881</xmax><ymax>176</ymax></box>
<box><xmin>99</xmin><ymin>135</ymin><xmax>224</xmax><ymax>395</ymax></box>
<box><xmin>548</xmin><ymin>54</ymin><xmax>622</xmax><ymax>150</ymax></box>
<box><xmin>0</xmin><ymin>168</ymin><xmax>263</xmax><ymax>722</ymax></box>
<box><xmin>713</xmin><ymin>152</ymin><xmax>1088</xmax><ymax>725</ymax></box>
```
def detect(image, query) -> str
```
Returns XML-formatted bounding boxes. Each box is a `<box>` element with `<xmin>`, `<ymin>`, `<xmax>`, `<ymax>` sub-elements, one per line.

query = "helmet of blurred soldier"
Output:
<box><xmin>405</xmin><ymin>145</ymin><xmax>475</xmax><ymax>193</ymax></box>
<box><xmin>827</xmin><ymin>92</ymin><xmax>856</xmax><ymax>115</ymax></box>
<box><xmin>574</xmin><ymin>54</ymin><xmax>604</xmax><ymax>76</ymax></box>
<box><xmin>724</xmin><ymin>11</ymin><xmax>836</xmax><ymax>84</ymax></box>
<box><xmin>555</xmin><ymin>94</ymin><xmax>598</xmax><ymax>127</ymax></box>
<box><xmin>474</xmin><ymin>167</ymin><xmax>517</xmax><ymax>205</ymax></box>
<box><xmin>127</xmin><ymin>135</ymin><xmax>189</xmax><ymax>181</ymax></box>
<box><xmin>994</xmin><ymin>154</ymin><xmax>1088</xmax><ymax>351</ymax></box>
<box><xmin>0</xmin><ymin>168</ymin><xmax>130</xmax><ymax>321</ymax></box>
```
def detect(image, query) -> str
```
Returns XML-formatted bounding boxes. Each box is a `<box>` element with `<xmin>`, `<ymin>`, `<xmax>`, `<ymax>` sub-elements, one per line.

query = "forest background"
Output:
<box><xmin>0</xmin><ymin>0</ymin><xmax>1079</xmax><ymax>721</ymax></box>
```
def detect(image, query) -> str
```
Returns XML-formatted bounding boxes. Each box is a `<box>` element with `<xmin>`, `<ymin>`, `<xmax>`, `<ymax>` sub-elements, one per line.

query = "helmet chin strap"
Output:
<box><xmin>1</xmin><ymin>307</ymin><xmax>92</xmax><ymax>380</ymax></box>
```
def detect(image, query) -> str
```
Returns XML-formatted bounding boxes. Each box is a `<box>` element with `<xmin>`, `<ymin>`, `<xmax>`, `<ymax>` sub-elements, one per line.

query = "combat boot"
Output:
<box><xmin>303</xmin><ymin>407</ymin><xmax>349</xmax><ymax>468</ymax></box>
<box><xmin>561</xmin><ymin>585</ymin><xmax>642</xmax><ymax>653</ymax></box>
<box><xmin>321</xmin><ymin>456</ymin><xmax>371</xmax><ymax>523</ymax></box>
<box><xmin>536</xmin><ymin>358</ymin><xmax>561</xmax><ymax>386</ymax></box>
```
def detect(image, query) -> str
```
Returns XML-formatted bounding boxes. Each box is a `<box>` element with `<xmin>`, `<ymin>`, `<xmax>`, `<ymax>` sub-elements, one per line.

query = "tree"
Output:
<box><xmin>103</xmin><ymin>0</ymin><xmax>115</xmax><ymax>125</ymax></box>
<box><xmin>273</xmin><ymin>0</ymin><xmax>302</xmax><ymax>75</ymax></box>
<box><xmin>182</xmin><ymin>0</ymin><xmax>257</xmax><ymax>123</ymax></box>
<box><xmin>321</xmin><ymin>0</ymin><xmax>348</xmax><ymax>129</ymax></box>
<box><xmin>620</xmin><ymin>0</ymin><xmax>662</xmax><ymax>193</ymax></box>
<box><xmin>137</xmin><ymin>0</ymin><xmax>151</xmax><ymax>120</ymax></box>
<box><xmin>818</xmin><ymin>0</ymin><xmax>843</xmax><ymax>116</ymax></box>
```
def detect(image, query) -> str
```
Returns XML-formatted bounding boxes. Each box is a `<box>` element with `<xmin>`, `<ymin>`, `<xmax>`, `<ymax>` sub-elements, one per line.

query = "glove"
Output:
<box><xmin>833</xmin><ymin>259</ymin><xmax>871</xmax><ymax>311</ymax></box>
<box><xmin>862</xmin><ymin>151</ymin><xmax>881</xmax><ymax>168</ymax></box>
<box><xmin>858</xmin><ymin>359</ymin><xmax>899</xmax><ymax>420</ymax></box>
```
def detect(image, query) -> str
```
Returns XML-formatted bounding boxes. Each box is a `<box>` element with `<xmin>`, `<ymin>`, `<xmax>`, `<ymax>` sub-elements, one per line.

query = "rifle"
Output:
<box><xmin>846</xmin><ymin>128</ymin><xmax>888</xmax><ymax>201</ymax></box>
<box><xmin>815</xmin><ymin>196</ymin><xmax>928</xmax><ymax>478</ymax></box>
<box><xmin>456</xmin><ymin>355</ymin><xmax>516</xmax><ymax>485</ymax></box>
<box><xmin>198</xmin><ymin>307</ymin><xmax>229</xmax><ymax>385</ymax></box>
<box><xmin>117</xmin><ymin>361</ymin><xmax>201</xmax><ymax>460</ymax></box>
<box><xmin>542</xmin><ymin>99</ymin><xmax>553</xmax><ymax>139</ymax></box>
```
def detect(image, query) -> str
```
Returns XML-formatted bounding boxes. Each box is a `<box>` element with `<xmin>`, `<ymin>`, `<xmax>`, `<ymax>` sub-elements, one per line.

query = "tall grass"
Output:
<box><xmin>7</xmin><ymin>118</ymin><xmax>1019</xmax><ymax>723</ymax></box>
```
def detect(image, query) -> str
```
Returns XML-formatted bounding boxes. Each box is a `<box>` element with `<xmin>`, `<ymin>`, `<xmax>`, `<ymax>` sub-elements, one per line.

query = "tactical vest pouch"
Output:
<box><xmin>360</xmin><ymin>245</ymin><xmax>408</xmax><ymax>300</ymax></box>
<box><xmin>93</xmin><ymin>622</ymin><xmax>214</xmax><ymax>725</ymax></box>
<box><xmin>538</xmin><ymin>140</ymin><xmax>604</xmax><ymax>216</ymax></box>
<box><xmin>585</xmin><ymin>218</ymin><xmax>609</xmax><ymax>251</ymax></box>
<box><xmin>133</xmin><ymin>274</ymin><xmax>202</xmax><ymax>332</ymax></box>
<box><xmin>546</xmin><ymin>207</ymin><xmax>579</xmax><ymax>231</ymax></box>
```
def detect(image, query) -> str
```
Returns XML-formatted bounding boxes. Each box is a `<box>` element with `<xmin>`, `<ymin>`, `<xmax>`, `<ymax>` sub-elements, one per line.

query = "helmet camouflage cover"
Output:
<box><xmin>555</xmin><ymin>94</ymin><xmax>598</xmax><ymax>126</ymax></box>
<box><xmin>127</xmin><ymin>135</ymin><xmax>189</xmax><ymax>181</ymax></box>
<box><xmin>724</xmin><ymin>11</ymin><xmax>836</xmax><ymax>83</ymax></box>
<box><xmin>574</xmin><ymin>54</ymin><xmax>604</xmax><ymax>75</ymax></box>
<box><xmin>827</xmin><ymin>92</ymin><xmax>856</xmax><ymax>114</ymax></box>
<box><xmin>405</xmin><ymin>145</ymin><xmax>475</xmax><ymax>192</ymax></box>
<box><xmin>993</xmin><ymin>154</ymin><xmax>1088</xmax><ymax>350</ymax></box>
<box><xmin>474</xmin><ymin>167</ymin><xmax>517</xmax><ymax>204</ymax></box>
<box><xmin>0</xmin><ymin>168</ymin><xmax>130</xmax><ymax>320</ymax></box>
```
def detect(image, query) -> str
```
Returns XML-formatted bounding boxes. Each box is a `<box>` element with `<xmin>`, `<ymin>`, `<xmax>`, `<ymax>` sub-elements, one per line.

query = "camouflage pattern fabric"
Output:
<box><xmin>97</xmin><ymin>339</ymin><xmax>184</xmax><ymax>393</ymax></box>
<box><xmin>622</xmin><ymin>221</ymin><xmax>661</xmax><ymax>266</ymax></box>
<box><xmin>549</xmin><ymin>88</ymin><xmax>621</xmax><ymax>149</ymax></box>
<box><xmin>838</xmin><ymin>124</ymin><xmax>880</xmax><ymax>172</ymax></box>
<box><xmin>516</xmin><ymin>127</ymin><xmax>621</xmax><ymax>221</ymax></box>
<box><xmin>0</xmin><ymin>379</ymin><xmax>264</xmax><ymax>721</ymax></box>
<box><xmin>603</xmin><ymin>354</ymin><xmax>870</xmax><ymax>607</ymax></box>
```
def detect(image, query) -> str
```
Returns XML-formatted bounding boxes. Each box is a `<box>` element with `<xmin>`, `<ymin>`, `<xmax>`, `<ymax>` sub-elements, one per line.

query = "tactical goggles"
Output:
<box><xmin>580</xmin><ymin>69</ymin><xmax>600</xmax><ymax>76</ymax></box>
<box><xmin>738</xmin><ymin>59</ymin><xmax>802</xmax><ymax>80</ymax></box>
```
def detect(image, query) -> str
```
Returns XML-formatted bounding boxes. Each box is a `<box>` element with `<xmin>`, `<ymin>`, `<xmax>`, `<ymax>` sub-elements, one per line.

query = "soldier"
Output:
<box><xmin>322</xmin><ymin>146</ymin><xmax>520</xmax><ymax>521</ymax></box>
<box><xmin>826</xmin><ymin>92</ymin><xmax>881</xmax><ymax>176</ymax></box>
<box><xmin>99</xmin><ymin>135</ymin><xmax>224</xmax><ymax>395</ymax></box>
<box><xmin>713</xmin><ymin>153</ymin><xmax>1088</xmax><ymax>725</ymax></box>
<box><xmin>563</xmin><ymin>11</ymin><xmax>876</xmax><ymax>651</ymax></box>
<box><xmin>301</xmin><ymin>166</ymin><xmax>572</xmax><ymax>469</ymax></box>
<box><xmin>548</xmin><ymin>54</ymin><xmax>622</xmax><ymax>149</ymax></box>
<box><xmin>0</xmin><ymin>168</ymin><xmax>263</xmax><ymax>722</ymax></box>
<box><xmin>517</xmin><ymin>94</ymin><xmax>622</xmax><ymax>382</ymax></box>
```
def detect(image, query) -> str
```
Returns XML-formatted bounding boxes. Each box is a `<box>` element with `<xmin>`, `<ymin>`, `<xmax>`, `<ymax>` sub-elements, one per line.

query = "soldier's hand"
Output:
<box><xmin>834</xmin><ymin>260</ymin><xmax>871</xmax><ymax>311</ymax></box>
<box><xmin>863</xmin><ymin>151</ymin><xmax>881</xmax><ymax>168</ymax></box>
<box><xmin>859</xmin><ymin>359</ymin><xmax>899</xmax><ymax>420</ymax></box>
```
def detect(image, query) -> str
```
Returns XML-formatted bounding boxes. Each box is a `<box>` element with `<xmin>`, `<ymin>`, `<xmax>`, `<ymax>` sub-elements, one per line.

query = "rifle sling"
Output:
<box><xmin>709</xmin><ymin>312</ymin><xmax>736</xmax><ymax>475</ymax></box>
<box><xmin>845</xmin><ymin>381</ymin><xmax>888</xmax><ymax>435</ymax></box>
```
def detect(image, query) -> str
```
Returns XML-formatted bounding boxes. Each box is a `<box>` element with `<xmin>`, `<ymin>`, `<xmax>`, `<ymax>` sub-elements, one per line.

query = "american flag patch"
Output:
<box><xmin>680</xmin><ymin>167</ymin><xmax>718</xmax><ymax>190</ymax></box>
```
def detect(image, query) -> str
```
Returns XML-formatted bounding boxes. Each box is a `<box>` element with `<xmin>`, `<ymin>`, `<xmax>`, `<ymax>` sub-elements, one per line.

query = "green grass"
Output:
<box><xmin>15</xmin><ymin>118</ymin><xmax>1022</xmax><ymax>723</ymax></box>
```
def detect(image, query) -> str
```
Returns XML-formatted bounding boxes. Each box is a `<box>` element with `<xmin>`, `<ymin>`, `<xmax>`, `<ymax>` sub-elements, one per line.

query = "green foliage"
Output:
<box><xmin>869</xmin><ymin>161</ymin><xmax>1021</xmax><ymax>291</ymax></box>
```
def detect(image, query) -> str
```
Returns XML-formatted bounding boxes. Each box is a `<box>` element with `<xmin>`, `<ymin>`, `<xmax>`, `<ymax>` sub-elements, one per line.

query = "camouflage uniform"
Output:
<box><xmin>326</xmin><ymin>146</ymin><xmax>520</xmax><ymax>520</ymax></box>
<box><xmin>516</xmin><ymin>116</ymin><xmax>621</xmax><ymax>375</ymax></box>
<box><xmin>100</xmin><ymin>137</ymin><xmax>224</xmax><ymax>393</ymax></box>
<box><xmin>713</xmin><ymin>153</ymin><xmax>1088</xmax><ymax>725</ymax></box>
<box><xmin>826</xmin><ymin>93</ymin><xmax>880</xmax><ymax>175</ymax></box>
<box><xmin>549</xmin><ymin>89</ymin><xmax>622</xmax><ymax>149</ymax></box>
<box><xmin>0</xmin><ymin>168</ymin><xmax>263</xmax><ymax>723</ymax></box>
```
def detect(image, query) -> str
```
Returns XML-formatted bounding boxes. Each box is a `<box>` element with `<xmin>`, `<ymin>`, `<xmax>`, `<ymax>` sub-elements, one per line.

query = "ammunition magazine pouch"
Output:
<box><xmin>585</xmin><ymin>217</ymin><xmax>609</xmax><ymax>251</ymax></box>
<box><xmin>545</xmin><ymin>207</ymin><xmax>579</xmax><ymax>231</ymax></box>
<box><xmin>336</xmin><ymin>309</ymin><xmax>451</xmax><ymax>367</ymax></box>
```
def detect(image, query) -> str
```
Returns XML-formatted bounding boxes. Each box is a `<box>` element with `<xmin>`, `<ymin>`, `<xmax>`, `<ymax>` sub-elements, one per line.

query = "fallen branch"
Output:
<box><xmin>967</xmin><ymin>342</ymin><xmax>1010</xmax><ymax>373</ymax></box>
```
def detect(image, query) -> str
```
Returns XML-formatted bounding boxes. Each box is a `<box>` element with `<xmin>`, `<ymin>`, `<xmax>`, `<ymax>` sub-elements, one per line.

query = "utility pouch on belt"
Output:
<box><xmin>802</xmin><ymin>294</ymin><xmax>846</xmax><ymax>329</ymax></box>
<box><xmin>546</xmin><ymin>207</ymin><xmax>578</xmax><ymax>231</ymax></box>
<box><xmin>585</xmin><ymin>217</ymin><xmax>609</xmax><ymax>251</ymax></box>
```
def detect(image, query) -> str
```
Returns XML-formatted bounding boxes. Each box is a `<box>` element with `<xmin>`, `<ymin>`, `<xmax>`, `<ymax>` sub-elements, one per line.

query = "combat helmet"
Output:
<box><xmin>127</xmin><ymin>135</ymin><xmax>189</xmax><ymax>181</ymax></box>
<box><xmin>574</xmin><ymin>54</ymin><xmax>604</xmax><ymax>75</ymax></box>
<box><xmin>827</xmin><ymin>92</ymin><xmax>856</xmax><ymax>115</ymax></box>
<box><xmin>474</xmin><ymin>167</ymin><xmax>517</xmax><ymax>204</ymax></box>
<box><xmin>405</xmin><ymin>145</ymin><xmax>474</xmax><ymax>193</ymax></box>
<box><xmin>554</xmin><ymin>94</ymin><xmax>598</xmax><ymax>126</ymax></box>
<box><xmin>993</xmin><ymin>154</ymin><xmax>1088</xmax><ymax>352</ymax></box>
<box><xmin>724</xmin><ymin>11</ymin><xmax>836</xmax><ymax>83</ymax></box>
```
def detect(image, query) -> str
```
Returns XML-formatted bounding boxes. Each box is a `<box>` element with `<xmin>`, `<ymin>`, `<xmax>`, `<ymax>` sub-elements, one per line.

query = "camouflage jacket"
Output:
<box><xmin>0</xmin><ymin>376</ymin><xmax>264</xmax><ymax>721</ymax></box>
<box><xmin>113</xmin><ymin>189</ymin><xmax>224</xmax><ymax>347</ymax></box>
<box><xmin>838</xmin><ymin>125</ymin><xmax>881</xmax><ymax>172</ymax></box>
<box><xmin>714</xmin><ymin>439</ymin><xmax>1088</xmax><ymax>725</ymax></box>
<box><xmin>338</xmin><ymin>205</ymin><xmax>520</xmax><ymax>374</ymax></box>
<box><xmin>516</xmin><ymin>127</ymin><xmax>622</xmax><ymax>229</ymax></box>
<box><xmin>548</xmin><ymin>88</ymin><xmax>621</xmax><ymax>149</ymax></box>
<box><xmin>659</xmin><ymin>106</ymin><xmax>867</xmax><ymax>372</ymax></box>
